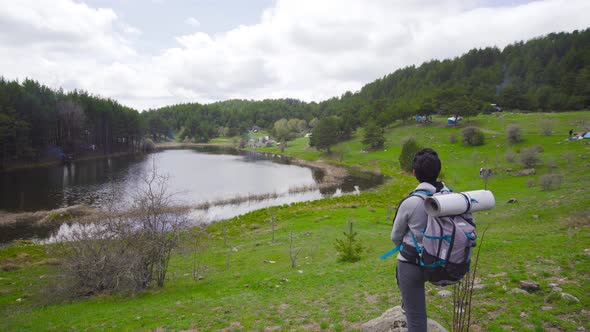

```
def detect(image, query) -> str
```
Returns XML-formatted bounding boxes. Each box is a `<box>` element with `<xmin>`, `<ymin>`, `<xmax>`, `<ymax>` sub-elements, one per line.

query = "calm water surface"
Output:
<box><xmin>0</xmin><ymin>147</ymin><xmax>383</xmax><ymax>242</ymax></box>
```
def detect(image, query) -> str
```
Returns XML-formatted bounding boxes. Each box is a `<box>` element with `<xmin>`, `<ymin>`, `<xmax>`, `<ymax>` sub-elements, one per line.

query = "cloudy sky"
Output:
<box><xmin>0</xmin><ymin>0</ymin><xmax>588</xmax><ymax>111</ymax></box>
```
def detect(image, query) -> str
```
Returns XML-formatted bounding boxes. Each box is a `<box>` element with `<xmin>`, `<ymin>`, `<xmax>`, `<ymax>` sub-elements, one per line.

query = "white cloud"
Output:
<box><xmin>151</xmin><ymin>0</ymin><xmax>589</xmax><ymax>108</ymax></box>
<box><xmin>0</xmin><ymin>0</ymin><xmax>589</xmax><ymax>111</ymax></box>
<box><xmin>122</xmin><ymin>24</ymin><xmax>142</xmax><ymax>37</ymax></box>
<box><xmin>185</xmin><ymin>17</ymin><xmax>201</xmax><ymax>27</ymax></box>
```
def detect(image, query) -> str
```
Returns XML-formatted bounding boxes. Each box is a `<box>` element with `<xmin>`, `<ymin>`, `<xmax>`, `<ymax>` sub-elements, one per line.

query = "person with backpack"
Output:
<box><xmin>390</xmin><ymin>148</ymin><xmax>447</xmax><ymax>331</ymax></box>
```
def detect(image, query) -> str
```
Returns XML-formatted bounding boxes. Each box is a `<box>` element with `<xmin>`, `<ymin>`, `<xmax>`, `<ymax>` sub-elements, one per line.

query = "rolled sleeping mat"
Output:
<box><xmin>424</xmin><ymin>190</ymin><xmax>495</xmax><ymax>217</ymax></box>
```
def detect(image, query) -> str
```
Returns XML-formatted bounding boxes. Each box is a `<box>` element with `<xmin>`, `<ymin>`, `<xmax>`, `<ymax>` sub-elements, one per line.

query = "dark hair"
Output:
<box><xmin>413</xmin><ymin>148</ymin><xmax>441</xmax><ymax>183</ymax></box>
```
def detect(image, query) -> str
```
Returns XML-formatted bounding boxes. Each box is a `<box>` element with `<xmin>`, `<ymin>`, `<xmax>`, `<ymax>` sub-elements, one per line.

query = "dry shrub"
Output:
<box><xmin>538</xmin><ymin>174</ymin><xmax>563</xmax><ymax>191</ymax></box>
<box><xmin>54</xmin><ymin>222</ymin><xmax>151</xmax><ymax>296</ymax></box>
<box><xmin>563</xmin><ymin>209</ymin><xmax>590</xmax><ymax>228</ymax></box>
<box><xmin>520</xmin><ymin>147</ymin><xmax>540</xmax><ymax>167</ymax></box>
<box><xmin>506</xmin><ymin>125</ymin><xmax>523</xmax><ymax>144</ymax></box>
<box><xmin>462</xmin><ymin>127</ymin><xmax>485</xmax><ymax>146</ymax></box>
<box><xmin>540</xmin><ymin>119</ymin><xmax>554</xmax><ymax>136</ymax></box>
<box><xmin>52</xmin><ymin>163</ymin><xmax>190</xmax><ymax>299</ymax></box>
<box><xmin>505</xmin><ymin>149</ymin><xmax>517</xmax><ymax>163</ymax></box>
<box><xmin>545</xmin><ymin>157</ymin><xmax>557</xmax><ymax>172</ymax></box>
<box><xmin>531</xmin><ymin>145</ymin><xmax>544</xmax><ymax>153</ymax></box>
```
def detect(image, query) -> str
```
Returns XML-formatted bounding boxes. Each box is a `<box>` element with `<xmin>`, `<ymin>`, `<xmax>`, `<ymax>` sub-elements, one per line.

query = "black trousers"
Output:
<box><xmin>396</xmin><ymin>261</ymin><xmax>428</xmax><ymax>332</ymax></box>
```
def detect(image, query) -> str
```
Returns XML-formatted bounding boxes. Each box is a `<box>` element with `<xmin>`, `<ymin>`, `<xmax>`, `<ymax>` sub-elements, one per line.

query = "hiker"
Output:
<box><xmin>390</xmin><ymin>148</ymin><xmax>447</xmax><ymax>331</ymax></box>
<box><xmin>569</xmin><ymin>129</ymin><xmax>573</xmax><ymax>139</ymax></box>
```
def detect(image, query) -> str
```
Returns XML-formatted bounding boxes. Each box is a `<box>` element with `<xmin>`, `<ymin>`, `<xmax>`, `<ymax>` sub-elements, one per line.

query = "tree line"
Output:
<box><xmin>0</xmin><ymin>78</ymin><xmax>143</xmax><ymax>170</ymax></box>
<box><xmin>143</xmin><ymin>29</ymin><xmax>589</xmax><ymax>145</ymax></box>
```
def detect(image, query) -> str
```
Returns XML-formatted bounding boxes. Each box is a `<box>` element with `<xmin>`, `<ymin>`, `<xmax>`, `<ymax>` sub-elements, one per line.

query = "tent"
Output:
<box><xmin>447</xmin><ymin>116</ymin><xmax>463</xmax><ymax>124</ymax></box>
<box><xmin>583</xmin><ymin>132</ymin><xmax>590</xmax><ymax>139</ymax></box>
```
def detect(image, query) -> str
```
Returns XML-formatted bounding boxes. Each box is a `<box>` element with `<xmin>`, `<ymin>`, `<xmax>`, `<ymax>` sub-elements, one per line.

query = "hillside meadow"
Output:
<box><xmin>1</xmin><ymin>111</ymin><xmax>589</xmax><ymax>331</ymax></box>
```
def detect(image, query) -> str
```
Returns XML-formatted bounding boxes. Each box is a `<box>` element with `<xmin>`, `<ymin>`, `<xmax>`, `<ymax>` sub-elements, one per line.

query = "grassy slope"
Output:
<box><xmin>1</xmin><ymin>112</ymin><xmax>589</xmax><ymax>331</ymax></box>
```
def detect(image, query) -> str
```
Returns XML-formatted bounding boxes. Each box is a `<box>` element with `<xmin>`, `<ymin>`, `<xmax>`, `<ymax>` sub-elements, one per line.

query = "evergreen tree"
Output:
<box><xmin>362</xmin><ymin>121</ymin><xmax>385</xmax><ymax>150</ymax></box>
<box><xmin>310</xmin><ymin>116</ymin><xmax>342</xmax><ymax>153</ymax></box>
<box><xmin>399</xmin><ymin>137</ymin><xmax>421</xmax><ymax>173</ymax></box>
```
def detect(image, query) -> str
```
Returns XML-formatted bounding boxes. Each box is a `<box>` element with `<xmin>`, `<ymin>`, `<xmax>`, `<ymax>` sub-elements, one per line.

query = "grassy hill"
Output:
<box><xmin>1</xmin><ymin>111</ymin><xmax>589</xmax><ymax>331</ymax></box>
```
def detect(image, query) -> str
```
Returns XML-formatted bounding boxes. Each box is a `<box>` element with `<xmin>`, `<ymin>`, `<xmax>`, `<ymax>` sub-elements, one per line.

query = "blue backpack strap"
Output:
<box><xmin>421</xmin><ymin>259</ymin><xmax>446</xmax><ymax>268</ymax></box>
<box><xmin>424</xmin><ymin>233</ymin><xmax>453</xmax><ymax>243</ymax></box>
<box><xmin>411</xmin><ymin>189</ymin><xmax>434</xmax><ymax>197</ymax></box>
<box><xmin>380</xmin><ymin>244</ymin><xmax>403</xmax><ymax>260</ymax></box>
<box><xmin>410</xmin><ymin>231</ymin><xmax>422</xmax><ymax>255</ymax></box>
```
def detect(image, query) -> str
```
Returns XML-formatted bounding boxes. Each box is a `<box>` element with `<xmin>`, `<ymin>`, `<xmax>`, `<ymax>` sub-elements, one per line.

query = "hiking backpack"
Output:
<box><xmin>381</xmin><ymin>189</ymin><xmax>477</xmax><ymax>286</ymax></box>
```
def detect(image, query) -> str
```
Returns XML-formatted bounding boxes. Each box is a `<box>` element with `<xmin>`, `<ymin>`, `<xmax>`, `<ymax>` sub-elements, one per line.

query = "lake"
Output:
<box><xmin>0</xmin><ymin>147</ymin><xmax>384</xmax><ymax>242</ymax></box>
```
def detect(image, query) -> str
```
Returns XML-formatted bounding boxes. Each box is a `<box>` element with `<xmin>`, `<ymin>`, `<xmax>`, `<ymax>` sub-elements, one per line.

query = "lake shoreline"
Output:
<box><xmin>0</xmin><ymin>143</ymin><xmax>365</xmax><ymax>242</ymax></box>
<box><xmin>0</xmin><ymin>151</ymin><xmax>143</xmax><ymax>174</ymax></box>
<box><xmin>155</xmin><ymin>141</ymin><xmax>354</xmax><ymax>187</ymax></box>
<box><xmin>154</xmin><ymin>141</ymin><xmax>235</xmax><ymax>150</ymax></box>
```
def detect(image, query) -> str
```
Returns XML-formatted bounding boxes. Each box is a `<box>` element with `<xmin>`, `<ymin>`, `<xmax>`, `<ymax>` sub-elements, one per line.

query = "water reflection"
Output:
<box><xmin>0</xmin><ymin>148</ymin><xmax>384</xmax><ymax>242</ymax></box>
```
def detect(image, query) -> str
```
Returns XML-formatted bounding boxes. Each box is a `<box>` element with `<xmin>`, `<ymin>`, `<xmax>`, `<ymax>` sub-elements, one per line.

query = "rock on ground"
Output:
<box><xmin>361</xmin><ymin>306</ymin><xmax>448</xmax><ymax>332</ymax></box>
<box><xmin>520</xmin><ymin>280</ymin><xmax>540</xmax><ymax>291</ymax></box>
<box><xmin>517</xmin><ymin>168</ymin><xmax>536</xmax><ymax>176</ymax></box>
<box><xmin>561</xmin><ymin>293</ymin><xmax>580</xmax><ymax>303</ymax></box>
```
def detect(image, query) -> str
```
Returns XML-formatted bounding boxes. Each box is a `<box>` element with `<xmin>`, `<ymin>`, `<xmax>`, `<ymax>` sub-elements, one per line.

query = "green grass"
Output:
<box><xmin>1</xmin><ymin>111</ymin><xmax>589</xmax><ymax>331</ymax></box>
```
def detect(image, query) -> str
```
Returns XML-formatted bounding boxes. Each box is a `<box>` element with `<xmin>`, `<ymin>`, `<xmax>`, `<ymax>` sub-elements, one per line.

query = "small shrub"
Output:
<box><xmin>449</xmin><ymin>134</ymin><xmax>457</xmax><ymax>144</ymax></box>
<box><xmin>520</xmin><ymin>147</ymin><xmax>540</xmax><ymax>167</ymax></box>
<box><xmin>561</xmin><ymin>152</ymin><xmax>574</xmax><ymax>165</ymax></box>
<box><xmin>539</xmin><ymin>174</ymin><xmax>563</xmax><ymax>191</ymax></box>
<box><xmin>399</xmin><ymin>137</ymin><xmax>421</xmax><ymax>173</ymax></box>
<box><xmin>531</xmin><ymin>145</ymin><xmax>544</xmax><ymax>153</ymax></box>
<box><xmin>289</xmin><ymin>230</ymin><xmax>302</xmax><ymax>268</ymax></box>
<box><xmin>334</xmin><ymin>218</ymin><xmax>364</xmax><ymax>263</ymax></box>
<box><xmin>563</xmin><ymin>208</ymin><xmax>590</xmax><ymax>228</ymax></box>
<box><xmin>540</xmin><ymin>119</ymin><xmax>553</xmax><ymax>136</ymax></box>
<box><xmin>545</xmin><ymin>157</ymin><xmax>557</xmax><ymax>172</ymax></box>
<box><xmin>507</xmin><ymin>125</ymin><xmax>523</xmax><ymax>144</ymax></box>
<box><xmin>55</xmin><ymin>225</ymin><xmax>151</xmax><ymax>296</ymax></box>
<box><xmin>505</xmin><ymin>149</ymin><xmax>516</xmax><ymax>163</ymax></box>
<box><xmin>527</xmin><ymin>179</ymin><xmax>535</xmax><ymax>188</ymax></box>
<box><xmin>461</xmin><ymin>126</ymin><xmax>485</xmax><ymax>146</ymax></box>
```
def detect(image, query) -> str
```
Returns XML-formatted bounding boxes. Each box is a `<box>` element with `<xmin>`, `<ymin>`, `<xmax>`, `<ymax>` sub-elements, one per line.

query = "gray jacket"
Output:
<box><xmin>390</xmin><ymin>182</ymin><xmax>437</xmax><ymax>261</ymax></box>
